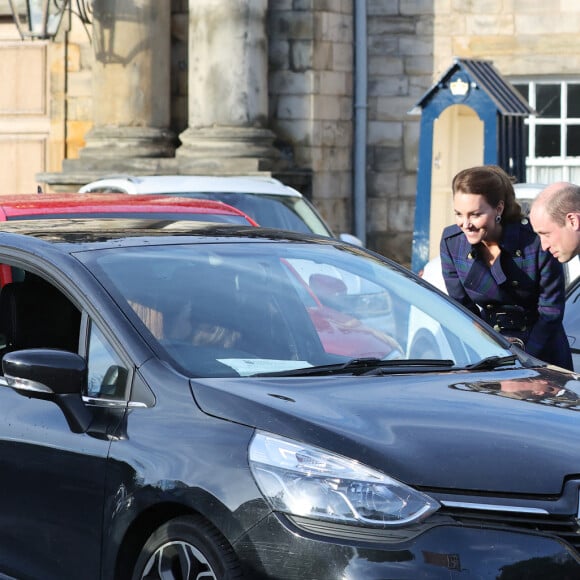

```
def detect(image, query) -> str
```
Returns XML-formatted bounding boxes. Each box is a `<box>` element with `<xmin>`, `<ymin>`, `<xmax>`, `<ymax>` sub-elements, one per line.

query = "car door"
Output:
<box><xmin>0</xmin><ymin>386</ymin><xmax>112</xmax><ymax>578</ymax></box>
<box><xmin>564</xmin><ymin>278</ymin><xmax>580</xmax><ymax>373</ymax></box>
<box><xmin>0</xmin><ymin>268</ymin><xmax>128</xmax><ymax>579</ymax></box>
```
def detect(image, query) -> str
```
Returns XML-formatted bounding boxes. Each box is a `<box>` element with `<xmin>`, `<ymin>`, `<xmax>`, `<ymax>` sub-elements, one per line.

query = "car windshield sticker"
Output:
<box><xmin>218</xmin><ymin>359</ymin><xmax>312</xmax><ymax>376</ymax></box>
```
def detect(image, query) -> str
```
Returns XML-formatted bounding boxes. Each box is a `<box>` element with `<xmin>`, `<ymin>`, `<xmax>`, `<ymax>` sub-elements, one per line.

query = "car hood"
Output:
<box><xmin>191</xmin><ymin>366</ymin><xmax>580</xmax><ymax>495</ymax></box>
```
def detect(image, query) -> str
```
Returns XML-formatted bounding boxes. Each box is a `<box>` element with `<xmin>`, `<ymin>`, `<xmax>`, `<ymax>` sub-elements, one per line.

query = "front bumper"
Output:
<box><xmin>234</xmin><ymin>512</ymin><xmax>580</xmax><ymax>579</ymax></box>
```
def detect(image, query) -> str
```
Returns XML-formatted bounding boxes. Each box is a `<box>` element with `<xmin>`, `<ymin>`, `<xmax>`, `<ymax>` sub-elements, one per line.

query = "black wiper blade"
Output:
<box><xmin>464</xmin><ymin>354</ymin><xmax>518</xmax><ymax>371</ymax></box>
<box><xmin>253</xmin><ymin>357</ymin><xmax>382</xmax><ymax>377</ymax></box>
<box><xmin>253</xmin><ymin>357</ymin><xmax>454</xmax><ymax>378</ymax></box>
<box><xmin>361</xmin><ymin>359</ymin><xmax>455</xmax><ymax>376</ymax></box>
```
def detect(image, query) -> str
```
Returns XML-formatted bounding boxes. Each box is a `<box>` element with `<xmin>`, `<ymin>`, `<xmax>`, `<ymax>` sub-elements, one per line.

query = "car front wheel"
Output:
<box><xmin>132</xmin><ymin>515</ymin><xmax>243</xmax><ymax>580</ymax></box>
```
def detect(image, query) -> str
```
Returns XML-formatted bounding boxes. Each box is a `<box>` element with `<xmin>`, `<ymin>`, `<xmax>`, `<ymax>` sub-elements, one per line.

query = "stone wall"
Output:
<box><xmin>364</xmin><ymin>1</ymin><xmax>434</xmax><ymax>265</ymax></box>
<box><xmin>433</xmin><ymin>1</ymin><xmax>580</xmax><ymax>77</ymax></box>
<box><xmin>47</xmin><ymin>16</ymin><xmax>93</xmax><ymax>168</ymax></box>
<box><xmin>267</xmin><ymin>1</ymin><xmax>354</xmax><ymax>236</ymax></box>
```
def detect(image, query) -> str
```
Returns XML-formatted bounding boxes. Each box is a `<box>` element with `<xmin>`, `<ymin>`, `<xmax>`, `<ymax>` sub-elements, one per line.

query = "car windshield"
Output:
<box><xmin>167</xmin><ymin>192</ymin><xmax>333</xmax><ymax>236</ymax></box>
<box><xmin>84</xmin><ymin>241</ymin><xmax>512</xmax><ymax>378</ymax></box>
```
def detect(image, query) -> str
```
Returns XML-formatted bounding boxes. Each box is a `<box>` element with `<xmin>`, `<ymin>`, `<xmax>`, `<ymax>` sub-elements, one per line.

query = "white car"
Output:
<box><xmin>80</xmin><ymin>174</ymin><xmax>362</xmax><ymax>245</ymax></box>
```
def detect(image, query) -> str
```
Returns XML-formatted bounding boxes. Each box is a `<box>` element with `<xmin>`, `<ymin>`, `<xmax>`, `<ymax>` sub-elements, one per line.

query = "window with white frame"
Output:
<box><xmin>512</xmin><ymin>80</ymin><xmax>580</xmax><ymax>184</ymax></box>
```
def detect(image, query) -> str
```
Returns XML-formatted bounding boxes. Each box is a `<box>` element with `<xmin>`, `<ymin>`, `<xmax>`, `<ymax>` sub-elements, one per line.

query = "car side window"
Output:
<box><xmin>89</xmin><ymin>186</ymin><xmax>125</xmax><ymax>193</ymax></box>
<box><xmin>87</xmin><ymin>322</ymin><xmax>128</xmax><ymax>400</ymax></box>
<box><xmin>0</xmin><ymin>269</ymin><xmax>81</xmax><ymax>361</ymax></box>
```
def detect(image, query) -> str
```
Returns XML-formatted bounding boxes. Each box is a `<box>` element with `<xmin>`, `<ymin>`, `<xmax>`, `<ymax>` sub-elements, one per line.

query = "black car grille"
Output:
<box><xmin>441</xmin><ymin>506</ymin><xmax>580</xmax><ymax>554</ymax></box>
<box><xmin>286</xmin><ymin>504</ymin><xmax>580</xmax><ymax>552</ymax></box>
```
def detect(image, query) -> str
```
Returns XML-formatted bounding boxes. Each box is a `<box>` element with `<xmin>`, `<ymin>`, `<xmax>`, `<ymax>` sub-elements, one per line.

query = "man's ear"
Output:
<box><xmin>567</xmin><ymin>212</ymin><xmax>580</xmax><ymax>230</ymax></box>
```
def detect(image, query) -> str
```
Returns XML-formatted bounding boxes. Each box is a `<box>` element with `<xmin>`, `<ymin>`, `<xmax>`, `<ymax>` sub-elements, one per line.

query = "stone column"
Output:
<box><xmin>73</xmin><ymin>0</ymin><xmax>174</xmax><ymax>163</ymax></box>
<box><xmin>39</xmin><ymin>0</ymin><xmax>176</xmax><ymax>188</ymax></box>
<box><xmin>177</xmin><ymin>0</ymin><xmax>280</xmax><ymax>173</ymax></box>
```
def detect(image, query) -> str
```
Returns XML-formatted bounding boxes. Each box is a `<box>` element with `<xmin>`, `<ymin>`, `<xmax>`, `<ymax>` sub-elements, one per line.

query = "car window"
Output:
<box><xmin>177</xmin><ymin>192</ymin><xmax>333</xmax><ymax>236</ymax></box>
<box><xmin>0</xmin><ymin>266</ymin><xmax>129</xmax><ymax>399</ymax></box>
<box><xmin>83</xmin><ymin>186</ymin><xmax>126</xmax><ymax>193</ymax></box>
<box><xmin>86</xmin><ymin>322</ymin><xmax>129</xmax><ymax>400</ymax></box>
<box><xmin>0</xmin><ymin>269</ymin><xmax>81</xmax><ymax>361</ymax></box>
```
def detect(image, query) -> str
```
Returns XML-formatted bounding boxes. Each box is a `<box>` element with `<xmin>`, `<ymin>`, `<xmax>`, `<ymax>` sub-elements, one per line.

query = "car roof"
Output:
<box><xmin>0</xmin><ymin>193</ymin><xmax>258</xmax><ymax>225</ymax></box>
<box><xmin>0</xmin><ymin>218</ymin><xmax>326</xmax><ymax>251</ymax></box>
<box><xmin>78</xmin><ymin>175</ymin><xmax>304</xmax><ymax>198</ymax></box>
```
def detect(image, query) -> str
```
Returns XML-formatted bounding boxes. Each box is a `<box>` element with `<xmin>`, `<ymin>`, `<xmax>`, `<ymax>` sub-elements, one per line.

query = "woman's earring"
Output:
<box><xmin>495</xmin><ymin>214</ymin><xmax>502</xmax><ymax>224</ymax></box>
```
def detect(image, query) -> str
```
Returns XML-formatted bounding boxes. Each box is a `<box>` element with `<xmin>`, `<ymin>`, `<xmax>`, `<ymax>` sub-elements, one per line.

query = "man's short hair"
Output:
<box><xmin>544</xmin><ymin>184</ymin><xmax>580</xmax><ymax>226</ymax></box>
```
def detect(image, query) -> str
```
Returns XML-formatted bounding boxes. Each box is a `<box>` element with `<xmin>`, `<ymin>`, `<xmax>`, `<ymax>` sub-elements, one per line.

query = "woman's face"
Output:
<box><xmin>453</xmin><ymin>192</ymin><xmax>503</xmax><ymax>245</ymax></box>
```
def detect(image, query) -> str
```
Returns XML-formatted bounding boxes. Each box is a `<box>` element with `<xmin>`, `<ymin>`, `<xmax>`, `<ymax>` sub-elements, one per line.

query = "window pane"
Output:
<box><xmin>536</xmin><ymin>84</ymin><xmax>560</xmax><ymax>118</ymax></box>
<box><xmin>567</xmin><ymin>126</ymin><xmax>580</xmax><ymax>156</ymax></box>
<box><xmin>513</xmin><ymin>83</ymin><xmax>529</xmax><ymax>102</ymax></box>
<box><xmin>568</xmin><ymin>84</ymin><xmax>580</xmax><ymax>118</ymax></box>
<box><xmin>522</xmin><ymin>124</ymin><xmax>529</xmax><ymax>157</ymax></box>
<box><xmin>87</xmin><ymin>323</ymin><xmax>128</xmax><ymax>399</ymax></box>
<box><xmin>536</xmin><ymin>125</ymin><xmax>560</xmax><ymax>156</ymax></box>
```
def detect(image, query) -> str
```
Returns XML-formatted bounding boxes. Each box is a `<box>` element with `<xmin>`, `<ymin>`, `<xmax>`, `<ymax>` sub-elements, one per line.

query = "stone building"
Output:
<box><xmin>0</xmin><ymin>0</ymin><xmax>579</xmax><ymax>268</ymax></box>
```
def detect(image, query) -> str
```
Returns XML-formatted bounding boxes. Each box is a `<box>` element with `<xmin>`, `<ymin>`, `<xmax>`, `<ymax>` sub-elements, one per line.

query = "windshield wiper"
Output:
<box><xmin>253</xmin><ymin>357</ymin><xmax>455</xmax><ymax>377</ymax></box>
<box><xmin>464</xmin><ymin>354</ymin><xmax>518</xmax><ymax>371</ymax></box>
<box><xmin>360</xmin><ymin>359</ymin><xmax>455</xmax><ymax>376</ymax></box>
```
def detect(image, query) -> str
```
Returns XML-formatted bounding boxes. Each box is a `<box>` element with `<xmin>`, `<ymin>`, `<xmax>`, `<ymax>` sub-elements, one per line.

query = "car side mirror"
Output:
<box><xmin>2</xmin><ymin>349</ymin><xmax>92</xmax><ymax>433</ymax></box>
<box><xmin>339</xmin><ymin>233</ymin><xmax>363</xmax><ymax>247</ymax></box>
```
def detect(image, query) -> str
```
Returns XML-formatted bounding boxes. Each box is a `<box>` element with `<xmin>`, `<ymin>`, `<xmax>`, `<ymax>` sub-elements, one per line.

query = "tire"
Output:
<box><xmin>132</xmin><ymin>515</ymin><xmax>243</xmax><ymax>580</ymax></box>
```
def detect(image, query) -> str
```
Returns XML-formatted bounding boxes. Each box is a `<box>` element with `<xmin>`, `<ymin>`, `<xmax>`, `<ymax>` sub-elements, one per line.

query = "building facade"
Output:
<box><xmin>0</xmin><ymin>0</ymin><xmax>579</xmax><ymax>267</ymax></box>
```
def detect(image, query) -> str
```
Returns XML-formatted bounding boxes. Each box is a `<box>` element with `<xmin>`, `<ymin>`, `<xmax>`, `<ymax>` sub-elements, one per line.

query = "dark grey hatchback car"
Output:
<box><xmin>0</xmin><ymin>219</ymin><xmax>579</xmax><ymax>579</ymax></box>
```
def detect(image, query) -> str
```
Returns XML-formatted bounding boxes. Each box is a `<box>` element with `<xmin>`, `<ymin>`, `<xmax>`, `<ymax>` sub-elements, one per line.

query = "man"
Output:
<box><xmin>529</xmin><ymin>182</ymin><xmax>580</xmax><ymax>263</ymax></box>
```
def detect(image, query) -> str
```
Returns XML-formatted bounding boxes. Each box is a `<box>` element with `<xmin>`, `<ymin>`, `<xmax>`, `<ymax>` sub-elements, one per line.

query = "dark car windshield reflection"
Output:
<box><xmin>451</xmin><ymin>373</ymin><xmax>580</xmax><ymax>410</ymax></box>
<box><xmin>86</xmin><ymin>241</ymin><xmax>511</xmax><ymax>378</ymax></box>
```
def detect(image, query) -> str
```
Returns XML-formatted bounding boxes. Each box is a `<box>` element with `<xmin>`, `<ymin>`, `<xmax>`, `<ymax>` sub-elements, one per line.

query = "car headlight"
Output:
<box><xmin>249</xmin><ymin>431</ymin><xmax>439</xmax><ymax>527</ymax></box>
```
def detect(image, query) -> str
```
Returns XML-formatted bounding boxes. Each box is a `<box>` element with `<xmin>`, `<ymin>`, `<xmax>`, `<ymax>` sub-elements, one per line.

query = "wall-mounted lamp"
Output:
<box><xmin>8</xmin><ymin>0</ymin><xmax>92</xmax><ymax>40</ymax></box>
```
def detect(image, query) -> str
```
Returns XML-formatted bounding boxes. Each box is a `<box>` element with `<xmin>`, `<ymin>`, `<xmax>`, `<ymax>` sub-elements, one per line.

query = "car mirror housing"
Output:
<box><xmin>3</xmin><ymin>348</ymin><xmax>86</xmax><ymax>395</ymax></box>
<box><xmin>339</xmin><ymin>232</ymin><xmax>363</xmax><ymax>247</ymax></box>
<box><xmin>2</xmin><ymin>349</ymin><xmax>92</xmax><ymax>433</ymax></box>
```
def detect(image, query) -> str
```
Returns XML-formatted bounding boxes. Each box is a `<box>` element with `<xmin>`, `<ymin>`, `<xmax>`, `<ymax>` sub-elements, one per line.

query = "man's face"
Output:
<box><xmin>530</xmin><ymin>205</ymin><xmax>580</xmax><ymax>263</ymax></box>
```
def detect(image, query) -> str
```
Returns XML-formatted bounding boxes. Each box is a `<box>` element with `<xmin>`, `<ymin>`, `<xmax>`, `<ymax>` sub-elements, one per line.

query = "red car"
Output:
<box><xmin>0</xmin><ymin>193</ymin><xmax>259</xmax><ymax>225</ymax></box>
<box><xmin>0</xmin><ymin>193</ymin><xmax>396</xmax><ymax>358</ymax></box>
<box><xmin>282</xmin><ymin>263</ymin><xmax>401</xmax><ymax>359</ymax></box>
<box><xmin>0</xmin><ymin>192</ymin><xmax>258</xmax><ymax>288</ymax></box>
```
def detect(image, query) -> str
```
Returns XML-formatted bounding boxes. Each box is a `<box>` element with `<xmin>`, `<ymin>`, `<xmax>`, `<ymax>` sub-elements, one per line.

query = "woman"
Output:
<box><xmin>440</xmin><ymin>165</ymin><xmax>573</xmax><ymax>370</ymax></box>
